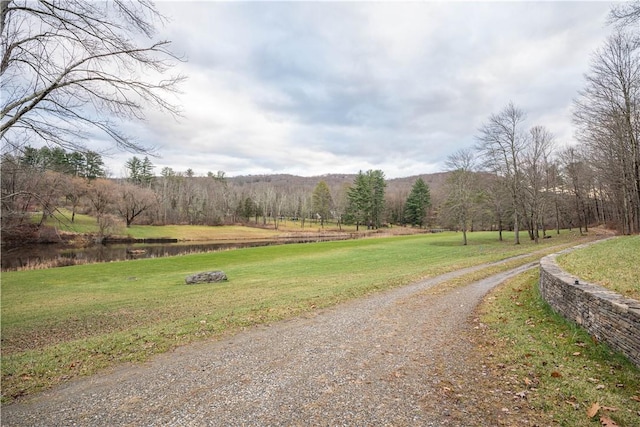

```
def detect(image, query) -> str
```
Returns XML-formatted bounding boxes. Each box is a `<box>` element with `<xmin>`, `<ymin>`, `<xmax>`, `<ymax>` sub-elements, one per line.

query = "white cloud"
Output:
<box><xmin>99</xmin><ymin>1</ymin><xmax>615</xmax><ymax>179</ymax></box>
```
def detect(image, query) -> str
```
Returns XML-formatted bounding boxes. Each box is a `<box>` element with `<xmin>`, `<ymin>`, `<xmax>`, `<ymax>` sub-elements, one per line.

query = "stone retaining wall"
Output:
<box><xmin>539</xmin><ymin>245</ymin><xmax>640</xmax><ymax>368</ymax></box>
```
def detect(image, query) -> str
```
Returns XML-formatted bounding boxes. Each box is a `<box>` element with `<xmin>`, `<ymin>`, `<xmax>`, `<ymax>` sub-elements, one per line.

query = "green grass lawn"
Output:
<box><xmin>557</xmin><ymin>236</ymin><xmax>640</xmax><ymax>300</ymax></box>
<box><xmin>41</xmin><ymin>210</ymin><xmax>359</xmax><ymax>241</ymax></box>
<box><xmin>478</xmin><ymin>270</ymin><xmax>640</xmax><ymax>426</ymax></box>
<box><xmin>1</xmin><ymin>230</ymin><xmax>594</xmax><ymax>402</ymax></box>
<box><xmin>43</xmin><ymin>209</ymin><xmax>100</xmax><ymax>234</ymax></box>
<box><xmin>125</xmin><ymin>224</ymin><xmax>282</xmax><ymax>240</ymax></box>
<box><xmin>42</xmin><ymin>209</ymin><xmax>285</xmax><ymax>240</ymax></box>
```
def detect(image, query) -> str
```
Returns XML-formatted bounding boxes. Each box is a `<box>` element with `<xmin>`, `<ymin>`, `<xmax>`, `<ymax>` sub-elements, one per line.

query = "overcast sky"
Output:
<box><xmin>105</xmin><ymin>1</ymin><xmax>615</xmax><ymax>179</ymax></box>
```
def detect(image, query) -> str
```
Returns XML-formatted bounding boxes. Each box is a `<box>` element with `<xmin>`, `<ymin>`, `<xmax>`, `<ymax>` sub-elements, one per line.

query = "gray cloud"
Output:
<box><xmin>99</xmin><ymin>1</ymin><xmax>614</xmax><ymax>178</ymax></box>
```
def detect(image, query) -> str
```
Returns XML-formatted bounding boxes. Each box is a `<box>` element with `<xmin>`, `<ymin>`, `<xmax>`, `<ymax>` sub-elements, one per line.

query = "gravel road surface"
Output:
<box><xmin>3</xmin><ymin>260</ymin><xmax>538</xmax><ymax>427</ymax></box>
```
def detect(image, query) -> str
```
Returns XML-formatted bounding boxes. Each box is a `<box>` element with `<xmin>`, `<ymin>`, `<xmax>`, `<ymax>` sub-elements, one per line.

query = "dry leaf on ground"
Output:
<box><xmin>599</xmin><ymin>415</ymin><xmax>618</xmax><ymax>426</ymax></box>
<box><xmin>587</xmin><ymin>402</ymin><xmax>600</xmax><ymax>418</ymax></box>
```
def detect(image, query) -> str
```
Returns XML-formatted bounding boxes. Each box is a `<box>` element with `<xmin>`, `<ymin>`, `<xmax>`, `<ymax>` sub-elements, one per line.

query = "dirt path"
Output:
<box><xmin>3</xmin><ymin>260</ymin><xmax>539</xmax><ymax>427</ymax></box>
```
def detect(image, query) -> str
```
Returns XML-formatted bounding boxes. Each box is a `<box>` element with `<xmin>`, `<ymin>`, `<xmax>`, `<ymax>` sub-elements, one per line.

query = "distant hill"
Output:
<box><xmin>228</xmin><ymin>172</ymin><xmax>452</xmax><ymax>203</ymax></box>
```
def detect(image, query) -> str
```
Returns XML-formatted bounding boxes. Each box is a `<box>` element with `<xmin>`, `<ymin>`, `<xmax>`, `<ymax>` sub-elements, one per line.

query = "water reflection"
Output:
<box><xmin>1</xmin><ymin>236</ymin><xmax>351</xmax><ymax>271</ymax></box>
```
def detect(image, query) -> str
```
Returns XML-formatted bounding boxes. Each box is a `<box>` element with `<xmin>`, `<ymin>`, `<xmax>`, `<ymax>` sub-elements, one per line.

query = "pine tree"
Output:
<box><xmin>404</xmin><ymin>178</ymin><xmax>431</xmax><ymax>227</ymax></box>
<box><xmin>346</xmin><ymin>170</ymin><xmax>386</xmax><ymax>230</ymax></box>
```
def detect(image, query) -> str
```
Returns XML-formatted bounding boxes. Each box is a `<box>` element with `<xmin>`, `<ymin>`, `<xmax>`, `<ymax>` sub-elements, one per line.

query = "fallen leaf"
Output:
<box><xmin>551</xmin><ymin>371</ymin><xmax>562</xmax><ymax>378</ymax></box>
<box><xmin>599</xmin><ymin>415</ymin><xmax>618</xmax><ymax>426</ymax></box>
<box><xmin>572</xmin><ymin>352</ymin><xmax>581</xmax><ymax>356</ymax></box>
<box><xmin>631</xmin><ymin>396</ymin><xmax>640</xmax><ymax>402</ymax></box>
<box><xmin>524</xmin><ymin>377</ymin><xmax>532</xmax><ymax>386</ymax></box>
<box><xmin>601</xmin><ymin>406</ymin><xmax>618</xmax><ymax>412</ymax></box>
<box><xmin>596</xmin><ymin>384</ymin><xmax>605</xmax><ymax>390</ymax></box>
<box><xmin>587</xmin><ymin>402</ymin><xmax>600</xmax><ymax>418</ymax></box>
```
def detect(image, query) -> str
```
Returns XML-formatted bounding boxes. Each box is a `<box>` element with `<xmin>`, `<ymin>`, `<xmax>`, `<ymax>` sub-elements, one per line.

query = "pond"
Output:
<box><xmin>1</xmin><ymin>235</ymin><xmax>352</xmax><ymax>271</ymax></box>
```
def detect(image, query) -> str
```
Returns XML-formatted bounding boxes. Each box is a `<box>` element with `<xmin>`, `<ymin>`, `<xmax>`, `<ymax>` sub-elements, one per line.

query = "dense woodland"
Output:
<box><xmin>1</xmin><ymin>2</ymin><xmax>639</xmax><ymax>244</ymax></box>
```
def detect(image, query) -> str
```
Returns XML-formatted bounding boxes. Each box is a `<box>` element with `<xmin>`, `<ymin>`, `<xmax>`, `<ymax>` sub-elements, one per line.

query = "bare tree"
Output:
<box><xmin>0</xmin><ymin>153</ymin><xmax>59</xmax><ymax>236</ymax></box>
<box><xmin>443</xmin><ymin>148</ymin><xmax>478</xmax><ymax>245</ymax></box>
<box><xmin>64</xmin><ymin>175</ymin><xmax>89</xmax><ymax>223</ymax></box>
<box><xmin>476</xmin><ymin>102</ymin><xmax>527</xmax><ymax>244</ymax></box>
<box><xmin>559</xmin><ymin>147</ymin><xmax>594</xmax><ymax>234</ymax></box>
<box><xmin>573</xmin><ymin>31</ymin><xmax>640</xmax><ymax>234</ymax></box>
<box><xmin>543</xmin><ymin>159</ymin><xmax>565</xmax><ymax>235</ymax></box>
<box><xmin>522</xmin><ymin>126</ymin><xmax>554</xmax><ymax>242</ymax></box>
<box><xmin>312</xmin><ymin>180</ymin><xmax>333</xmax><ymax>227</ymax></box>
<box><xmin>115</xmin><ymin>181</ymin><xmax>157</xmax><ymax>227</ymax></box>
<box><xmin>480</xmin><ymin>173</ymin><xmax>510</xmax><ymax>241</ymax></box>
<box><xmin>86</xmin><ymin>179</ymin><xmax>116</xmax><ymax>223</ymax></box>
<box><xmin>1</xmin><ymin>0</ymin><xmax>185</xmax><ymax>153</ymax></box>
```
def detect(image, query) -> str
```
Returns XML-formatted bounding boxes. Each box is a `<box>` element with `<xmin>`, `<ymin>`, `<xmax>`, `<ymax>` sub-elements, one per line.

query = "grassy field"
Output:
<box><xmin>1</xmin><ymin>230</ymin><xmax>594</xmax><ymax>403</ymax></box>
<box><xmin>43</xmin><ymin>209</ymin><xmax>362</xmax><ymax>240</ymax></box>
<box><xmin>126</xmin><ymin>224</ymin><xmax>282</xmax><ymax>240</ymax></box>
<box><xmin>44</xmin><ymin>210</ymin><xmax>99</xmax><ymax>234</ymax></box>
<box><xmin>477</xmin><ymin>270</ymin><xmax>640</xmax><ymax>426</ymax></box>
<box><xmin>557</xmin><ymin>236</ymin><xmax>640</xmax><ymax>300</ymax></box>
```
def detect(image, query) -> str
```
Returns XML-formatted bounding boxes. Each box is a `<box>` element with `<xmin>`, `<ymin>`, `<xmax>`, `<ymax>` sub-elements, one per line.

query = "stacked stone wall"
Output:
<box><xmin>539</xmin><ymin>246</ymin><xmax>640</xmax><ymax>368</ymax></box>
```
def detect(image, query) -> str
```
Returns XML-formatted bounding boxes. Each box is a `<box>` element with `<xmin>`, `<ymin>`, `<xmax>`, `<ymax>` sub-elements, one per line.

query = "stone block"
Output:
<box><xmin>185</xmin><ymin>271</ymin><xmax>228</xmax><ymax>285</ymax></box>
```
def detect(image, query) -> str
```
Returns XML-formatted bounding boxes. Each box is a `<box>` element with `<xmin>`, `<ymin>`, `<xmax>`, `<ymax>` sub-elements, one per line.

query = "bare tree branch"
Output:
<box><xmin>608</xmin><ymin>1</ymin><xmax>640</xmax><ymax>29</ymax></box>
<box><xmin>1</xmin><ymin>0</ymin><xmax>185</xmax><ymax>154</ymax></box>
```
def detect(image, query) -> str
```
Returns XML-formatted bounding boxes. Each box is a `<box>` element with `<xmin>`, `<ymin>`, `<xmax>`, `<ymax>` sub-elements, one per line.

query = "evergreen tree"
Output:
<box><xmin>83</xmin><ymin>151</ymin><xmax>106</xmax><ymax>180</ymax></box>
<box><xmin>140</xmin><ymin>157</ymin><xmax>156</xmax><ymax>186</ymax></box>
<box><xmin>346</xmin><ymin>169</ymin><xmax>386</xmax><ymax>230</ymax></box>
<box><xmin>67</xmin><ymin>152</ymin><xmax>85</xmax><ymax>176</ymax></box>
<box><xmin>125</xmin><ymin>156</ymin><xmax>143</xmax><ymax>184</ymax></box>
<box><xmin>126</xmin><ymin>156</ymin><xmax>155</xmax><ymax>186</ymax></box>
<box><xmin>346</xmin><ymin>171</ymin><xmax>370</xmax><ymax>230</ymax></box>
<box><xmin>404</xmin><ymin>178</ymin><xmax>431</xmax><ymax>227</ymax></box>
<box><xmin>17</xmin><ymin>146</ymin><xmax>105</xmax><ymax>178</ymax></box>
<box><xmin>368</xmin><ymin>169</ymin><xmax>386</xmax><ymax>228</ymax></box>
<box><xmin>20</xmin><ymin>146</ymin><xmax>43</xmax><ymax>169</ymax></box>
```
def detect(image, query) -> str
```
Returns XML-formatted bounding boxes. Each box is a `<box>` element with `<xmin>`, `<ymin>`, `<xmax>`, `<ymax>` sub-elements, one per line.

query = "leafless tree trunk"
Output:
<box><xmin>573</xmin><ymin>31</ymin><xmax>640</xmax><ymax>234</ymax></box>
<box><xmin>522</xmin><ymin>126</ymin><xmax>554</xmax><ymax>242</ymax></box>
<box><xmin>115</xmin><ymin>182</ymin><xmax>157</xmax><ymax>227</ymax></box>
<box><xmin>559</xmin><ymin>148</ymin><xmax>594</xmax><ymax>235</ymax></box>
<box><xmin>476</xmin><ymin>102</ymin><xmax>527</xmax><ymax>244</ymax></box>
<box><xmin>444</xmin><ymin>148</ymin><xmax>478</xmax><ymax>246</ymax></box>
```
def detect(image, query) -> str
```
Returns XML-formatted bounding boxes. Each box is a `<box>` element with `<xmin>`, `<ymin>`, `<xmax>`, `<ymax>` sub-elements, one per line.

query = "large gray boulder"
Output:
<box><xmin>185</xmin><ymin>271</ymin><xmax>228</xmax><ymax>285</ymax></box>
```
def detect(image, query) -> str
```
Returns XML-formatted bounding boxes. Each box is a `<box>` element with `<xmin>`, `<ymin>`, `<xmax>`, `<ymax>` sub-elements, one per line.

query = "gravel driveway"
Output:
<box><xmin>3</xmin><ymin>260</ymin><xmax>538</xmax><ymax>427</ymax></box>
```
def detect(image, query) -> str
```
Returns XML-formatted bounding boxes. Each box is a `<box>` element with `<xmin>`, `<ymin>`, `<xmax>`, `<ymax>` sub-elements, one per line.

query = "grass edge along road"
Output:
<box><xmin>475</xmin><ymin>269</ymin><xmax>640</xmax><ymax>427</ymax></box>
<box><xmin>0</xmin><ymin>231</ymin><xmax>598</xmax><ymax>403</ymax></box>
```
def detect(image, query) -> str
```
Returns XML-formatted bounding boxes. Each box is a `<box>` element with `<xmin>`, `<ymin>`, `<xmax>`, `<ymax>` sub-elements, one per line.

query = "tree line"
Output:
<box><xmin>1</xmin><ymin>1</ymin><xmax>638</xmax><ymax>243</ymax></box>
<box><xmin>0</xmin><ymin>130</ymin><xmax>618</xmax><ymax>246</ymax></box>
<box><xmin>0</xmin><ymin>146</ymin><xmax>434</xmax><ymax>241</ymax></box>
<box><xmin>441</xmin><ymin>3</ymin><xmax>640</xmax><ymax>242</ymax></box>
